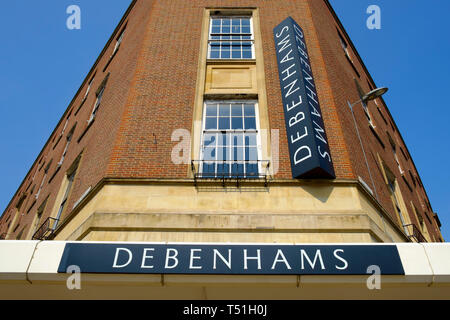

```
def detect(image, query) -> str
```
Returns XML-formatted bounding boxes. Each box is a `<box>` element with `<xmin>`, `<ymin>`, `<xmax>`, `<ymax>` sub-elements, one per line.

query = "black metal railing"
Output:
<box><xmin>403</xmin><ymin>224</ymin><xmax>427</xmax><ymax>243</ymax></box>
<box><xmin>191</xmin><ymin>160</ymin><xmax>271</xmax><ymax>187</ymax></box>
<box><xmin>32</xmin><ymin>217</ymin><xmax>59</xmax><ymax>240</ymax></box>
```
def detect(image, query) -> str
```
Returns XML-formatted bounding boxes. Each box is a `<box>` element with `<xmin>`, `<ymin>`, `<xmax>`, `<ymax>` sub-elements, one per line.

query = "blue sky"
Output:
<box><xmin>0</xmin><ymin>1</ymin><xmax>448</xmax><ymax>240</ymax></box>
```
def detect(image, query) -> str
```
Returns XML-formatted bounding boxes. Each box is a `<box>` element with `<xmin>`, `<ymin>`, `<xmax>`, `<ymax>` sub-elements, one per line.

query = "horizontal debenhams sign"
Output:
<box><xmin>58</xmin><ymin>243</ymin><xmax>405</xmax><ymax>275</ymax></box>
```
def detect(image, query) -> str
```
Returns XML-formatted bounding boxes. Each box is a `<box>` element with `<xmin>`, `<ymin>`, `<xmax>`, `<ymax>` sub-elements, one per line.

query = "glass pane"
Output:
<box><xmin>242</xmin><ymin>19</ymin><xmax>250</xmax><ymax>26</ymax></box>
<box><xmin>231</xmin><ymin>164</ymin><xmax>244</xmax><ymax>177</ymax></box>
<box><xmin>232</xmin><ymin>117</ymin><xmax>243</xmax><ymax>129</ymax></box>
<box><xmin>232</xmin><ymin>50</ymin><xmax>242</xmax><ymax>59</ymax></box>
<box><xmin>231</xmin><ymin>147</ymin><xmax>244</xmax><ymax>161</ymax></box>
<box><xmin>205</xmin><ymin>117</ymin><xmax>217</xmax><ymax>130</ymax></box>
<box><xmin>222</xmin><ymin>26</ymin><xmax>230</xmax><ymax>34</ymax></box>
<box><xmin>210</xmin><ymin>50</ymin><xmax>220</xmax><ymax>59</ymax></box>
<box><xmin>245</xmin><ymin>163</ymin><xmax>259</xmax><ymax>178</ymax></box>
<box><xmin>217</xmin><ymin>147</ymin><xmax>228</xmax><ymax>161</ymax></box>
<box><xmin>230</xmin><ymin>134</ymin><xmax>243</xmax><ymax>147</ymax></box>
<box><xmin>202</xmin><ymin>163</ymin><xmax>216</xmax><ymax>177</ymax></box>
<box><xmin>203</xmin><ymin>147</ymin><xmax>216</xmax><ymax>161</ymax></box>
<box><xmin>232</xmin><ymin>42</ymin><xmax>242</xmax><ymax>49</ymax></box>
<box><xmin>219</xmin><ymin>117</ymin><xmax>230</xmax><ymax>130</ymax></box>
<box><xmin>245</xmin><ymin>133</ymin><xmax>257</xmax><ymax>146</ymax></box>
<box><xmin>222</xmin><ymin>19</ymin><xmax>230</xmax><ymax>26</ymax></box>
<box><xmin>244</xmin><ymin>104</ymin><xmax>255</xmax><ymax>116</ymax></box>
<box><xmin>217</xmin><ymin>133</ymin><xmax>228</xmax><ymax>146</ymax></box>
<box><xmin>203</xmin><ymin>134</ymin><xmax>216</xmax><ymax>147</ymax></box>
<box><xmin>206</xmin><ymin>105</ymin><xmax>217</xmax><ymax>116</ymax></box>
<box><xmin>242</xmin><ymin>50</ymin><xmax>252</xmax><ymax>59</ymax></box>
<box><xmin>211</xmin><ymin>26</ymin><xmax>220</xmax><ymax>34</ymax></box>
<box><xmin>221</xmin><ymin>50</ymin><xmax>230</xmax><ymax>59</ymax></box>
<box><xmin>231</xmin><ymin>105</ymin><xmax>242</xmax><ymax>116</ymax></box>
<box><xmin>232</xmin><ymin>19</ymin><xmax>241</xmax><ymax>26</ymax></box>
<box><xmin>242</xmin><ymin>26</ymin><xmax>251</xmax><ymax>34</ymax></box>
<box><xmin>245</xmin><ymin>147</ymin><xmax>258</xmax><ymax>161</ymax></box>
<box><xmin>245</xmin><ymin>117</ymin><xmax>256</xmax><ymax>130</ymax></box>
<box><xmin>212</xmin><ymin>19</ymin><xmax>221</xmax><ymax>26</ymax></box>
<box><xmin>217</xmin><ymin>163</ymin><xmax>230</xmax><ymax>177</ymax></box>
<box><xmin>219</xmin><ymin>104</ymin><xmax>230</xmax><ymax>116</ymax></box>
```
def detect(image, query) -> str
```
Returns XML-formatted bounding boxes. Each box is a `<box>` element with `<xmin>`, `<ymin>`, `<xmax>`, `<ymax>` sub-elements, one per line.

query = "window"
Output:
<box><xmin>387</xmin><ymin>132</ymin><xmax>404</xmax><ymax>175</ymax></box>
<box><xmin>35</xmin><ymin>160</ymin><xmax>52</xmax><ymax>200</ymax></box>
<box><xmin>337</xmin><ymin>29</ymin><xmax>360</xmax><ymax>78</ymax></box>
<box><xmin>113</xmin><ymin>28</ymin><xmax>126</xmax><ymax>55</ymax></box>
<box><xmin>200</xmin><ymin>101</ymin><xmax>261</xmax><ymax>178</ymax></box>
<box><xmin>354</xmin><ymin>79</ymin><xmax>374</xmax><ymax>126</ymax></box>
<box><xmin>58</xmin><ymin>125</ymin><xmax>76</xmax><ymax>166</ymax></box>
<box><xmin>338</xmin><ymin>31</ymin><xmax>350</xmax><ymax>58</ymax></box>
<box><xmin>412</xmin><ymin>203</ymin><xmax>430</xmax><ymax>242</ymax></box>
<box><xmin>16</xmin><ymin>227</ymin><xmax>25</xmax><ymax>240</ymax></box>
<box><xmin>88</xmin><ymin>84</ymin><xmax>105</xmax><ymax>124</ymax></box>
<box><xmin>409</xmin><ymin>171</ymin><xmax>416</xmax><ymax>187</ymax></box>
<box><xmin>362</xmin><ymin>101</ymin><xmax>375</xmax><ymax>128</ymax></box>
<box><xmin>84</xmin><ymin>76</ymin><xmax>95</xmax><ymax>100</ymax></box>
<box><xmin>31</xmin><ymin>202</ymin><xmax>45</xmax><ymax>239</ymax></box>
<box><xmin>208</xmin><ymin>17</ymin><xmax>254</xmax><ymax>59</ymax></box>
<box><xmin>54</xmin><ymin>168</ymin><xmax>76</xmax><ymax>230</ymax></box>
<box><xmin>384</xmin><ymin>165</ymin><xmax>409</xmax><ymax>235</ymax></box>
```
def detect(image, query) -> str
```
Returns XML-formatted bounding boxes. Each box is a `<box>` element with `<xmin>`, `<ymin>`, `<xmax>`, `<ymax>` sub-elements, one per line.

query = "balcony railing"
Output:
<box><xmin>32</xmin><ymin>217</ymin><xmax>59</xmax><ymax>241</ymax></box>
<box><xmin>191</xmin><ymin>160</ymin><xmax>271</xmax><ymax>187</ymax></box>
<box><xmin>403</xmin><ymin>224</ymin><xmax>427</xmax><ymax>243</ymax></box>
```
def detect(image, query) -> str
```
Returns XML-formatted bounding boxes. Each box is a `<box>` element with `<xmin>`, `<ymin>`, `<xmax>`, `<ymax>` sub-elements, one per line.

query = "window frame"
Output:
<box><xmin>199</xmin><ymin>100</ymin><xmax>262</xmax><ymax>178</ymax></box>
<box><xmin>58</xmin><ymin>125</ymin><xmax>76</xmax><ymax>167</ymax></box>
<box><xmin>207</xmin><ymin>16</ymin><xmax>255</xmax><ymax>60</ymax></box>
<box><xmin>88</xmin><ymin>83</ymin><xmax>106</xmax><ymax>124</ymax></box>
<box><xmin>113</xmin><ymin>27</ymin><xmax>126</xmax><ymax>55</ymax></box>
<box><xmin>84</xmin><ymin>75</ymin><xmax>95</xmax><ymax>100</ymax></box>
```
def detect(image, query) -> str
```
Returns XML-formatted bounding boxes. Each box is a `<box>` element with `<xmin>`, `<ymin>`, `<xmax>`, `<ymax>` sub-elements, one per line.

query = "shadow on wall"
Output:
<box><xmin>302</xmin><ymin>184</ymin><xmax>334</xmax><ymax>203</ymax></box>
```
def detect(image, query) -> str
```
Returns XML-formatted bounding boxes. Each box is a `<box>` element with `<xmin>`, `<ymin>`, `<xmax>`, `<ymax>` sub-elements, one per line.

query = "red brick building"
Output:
<box><xmin>0</xmin><ymin>0</ymin><xmax>443</xmax><ymax>244</ymax></box>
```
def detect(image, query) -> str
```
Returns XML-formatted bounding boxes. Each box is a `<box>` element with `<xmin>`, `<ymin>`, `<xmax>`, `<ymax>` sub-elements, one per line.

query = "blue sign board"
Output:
<box><xmin>58</xmin><ymin>243</ymin><xmax>405</xmax><ymax>275</ymax></box>
<box><xmin>273</xmin><ymin>17</ymin><xmax>335</xmax><ymax>179</ymax></box>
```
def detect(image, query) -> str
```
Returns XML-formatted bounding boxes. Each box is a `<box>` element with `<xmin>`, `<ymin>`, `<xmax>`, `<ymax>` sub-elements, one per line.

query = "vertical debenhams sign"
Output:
<box><xmin>274</xmin><ymin>17</ymin><xmax>335</xmax><ymax>179</ymax></box>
